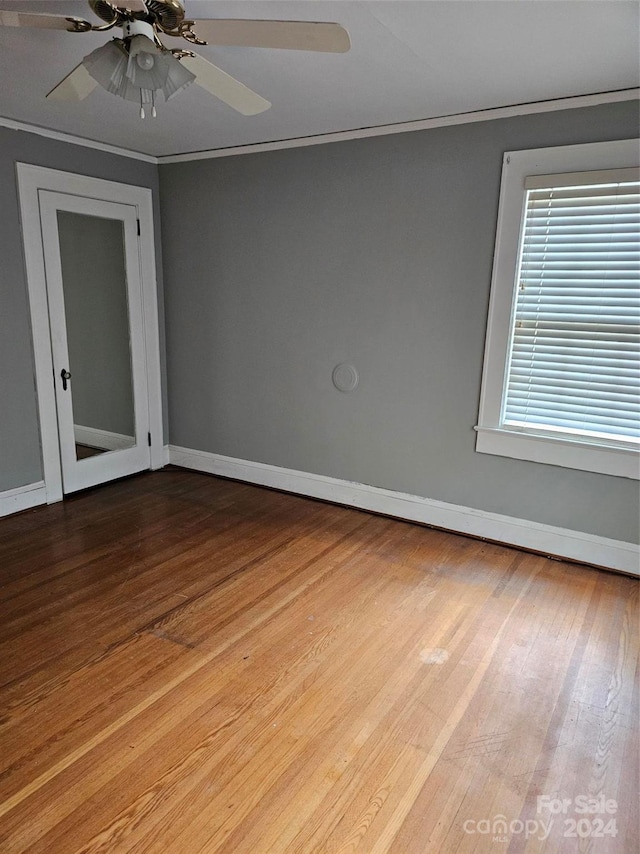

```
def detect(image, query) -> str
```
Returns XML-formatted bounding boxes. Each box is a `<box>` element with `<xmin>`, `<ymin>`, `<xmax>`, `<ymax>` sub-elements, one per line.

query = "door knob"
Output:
<box><xmin>60</xmin><ymin>368</ymin><xmax>71</xmax><ymax>391</ymax></box>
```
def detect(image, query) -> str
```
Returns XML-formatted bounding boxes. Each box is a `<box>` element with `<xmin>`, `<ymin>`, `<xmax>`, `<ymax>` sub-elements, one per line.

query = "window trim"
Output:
<box><xmin>476</xmin><ymin>138</ymin><xmax>640</xmax><ymax>480</ymax></box>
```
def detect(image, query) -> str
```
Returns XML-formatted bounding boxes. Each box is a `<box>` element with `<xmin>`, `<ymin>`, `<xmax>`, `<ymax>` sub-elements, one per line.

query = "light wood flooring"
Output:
<box><xmin>0</xmin><ymin>468</ymin><xmax>637</xmax><ymax>853</ymax></box>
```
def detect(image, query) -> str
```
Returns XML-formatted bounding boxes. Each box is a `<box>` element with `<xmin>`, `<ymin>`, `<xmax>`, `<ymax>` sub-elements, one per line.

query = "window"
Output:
<box><xmin>476</xmin><ymin>139</ymin><xmax>640</xmax><ymax>479</ymax></box>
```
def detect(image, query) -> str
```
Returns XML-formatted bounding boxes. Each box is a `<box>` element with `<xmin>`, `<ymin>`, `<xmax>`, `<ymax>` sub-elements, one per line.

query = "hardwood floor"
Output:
<box><xmin>0</xmin><ymin>468</ymin><xmax>637</xmax><ymax>853</ymax></box>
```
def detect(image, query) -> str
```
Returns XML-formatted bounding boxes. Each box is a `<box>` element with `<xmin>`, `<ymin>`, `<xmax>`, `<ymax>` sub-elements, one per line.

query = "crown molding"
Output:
<box><xmin>1</xmin><ymin>88</ymin><xmax>638</xmax><ymax>165</ymax></box>
<box><xmin>158</xmin><ymin>88</ymin><xmax>640</xmax><ymax>164</ymax></box>
<box><xmin>0</xmin><ymin>116</ymin><xmax>157</xmax><ymax>163</ymax></box>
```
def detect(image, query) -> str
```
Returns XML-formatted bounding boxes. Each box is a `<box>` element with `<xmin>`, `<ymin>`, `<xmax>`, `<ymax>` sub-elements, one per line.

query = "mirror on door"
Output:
<box><xmin>56</xmin><ymin>211</ymin><xmax>136</xmax><ymax>461</ymax></box>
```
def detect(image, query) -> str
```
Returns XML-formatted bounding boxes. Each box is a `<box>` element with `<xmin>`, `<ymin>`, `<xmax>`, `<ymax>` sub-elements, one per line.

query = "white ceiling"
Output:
<box><xmin>0</xmin><ymin>1</ymin><xmax>638</xmax><ymax>158</ymax></box>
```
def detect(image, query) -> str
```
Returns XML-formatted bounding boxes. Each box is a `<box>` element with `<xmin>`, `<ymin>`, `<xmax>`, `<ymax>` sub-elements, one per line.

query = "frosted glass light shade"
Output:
<box><xmin>82</xmin><ymin>40</ymin><xmax>129</xmax><ymax>95</ymax></box>
<box><xmin>160</xmin><ymin>58</ymin><xmax>196</xmax><ymax>100</ymax></box>
<box><xmin>126</xmin><ymin>35</ymin><xmax>170</xmax><ymax>91</ymax></box>
<box><xmin>82</xmin><ymin>37</ymin><xmax>196</xmax><ymax>104</ymax></box>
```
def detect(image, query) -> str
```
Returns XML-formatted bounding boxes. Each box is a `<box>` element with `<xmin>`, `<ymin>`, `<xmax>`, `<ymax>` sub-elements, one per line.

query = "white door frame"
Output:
<box><xmin>17</xmin><ymin>163</ymin><xmax>164</xmax><ymax>504</ymax></box>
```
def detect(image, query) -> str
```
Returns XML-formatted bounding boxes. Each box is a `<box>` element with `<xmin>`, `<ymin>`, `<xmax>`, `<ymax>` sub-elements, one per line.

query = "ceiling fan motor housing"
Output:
<box><xmin>89</xmin><ymin>0</ymin><xmax>185</xmax><ymax>31</ymax></box>
<box><xmin>143</xmin><ymin>0</ymin><xmax>185</xmax><ymax>31</ymax></box>
<box><xmin>88</xmin><ymin>1</ymin><xmax>119</xmax><ymax>25</ymax></box>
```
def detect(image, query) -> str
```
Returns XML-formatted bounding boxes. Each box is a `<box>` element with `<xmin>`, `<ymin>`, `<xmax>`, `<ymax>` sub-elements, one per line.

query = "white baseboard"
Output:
<box><xmin>74</xmin><ymin>425</ymin><xmax>134</xmax><ymax>452</ymax></box>
<box><xmin>0</xmin><ymin>481</ymin><xmax>47</xmax><ymax>517</ymax></box>
<box><xmin>169</xmin><ymin>445</ymin><xmax>639</xmax><ymax>576</ymax></box>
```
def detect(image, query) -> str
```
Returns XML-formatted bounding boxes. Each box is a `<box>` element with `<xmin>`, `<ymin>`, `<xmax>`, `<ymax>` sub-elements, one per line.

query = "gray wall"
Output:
<box><xmin>160</xmin><ymin>100</ymin><xmax>640</xmax><ymax>544</ymax></box>
<box><xmin>0</xmin><ymin>126</ymin><xmax>166</xmax><ymax>491</ymax></box>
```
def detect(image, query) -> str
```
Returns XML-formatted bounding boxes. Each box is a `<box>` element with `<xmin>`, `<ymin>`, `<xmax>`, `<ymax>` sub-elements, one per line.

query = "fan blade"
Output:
<box><xmin>46</xmin><ymin>63</ymin><xmax>98</xmax><ymax>101</ymax></box>
<box><xmin>181</xmin><ymin>54</ymin><xmax>271</xmax><ymax>116</ymax></box>
<box><xmin>116</xmin><ymin>1</ymin><xmax>148</xmax><ymax>12</ymax></box>
<box><xmin>0</xmin><ymin>11</ymin><xmax>92</xmax><ymax>31</ymax></box>
<box><xmin>186</xmin><ymin>19</ymin><xmax>350</xmax><ymax>53</ymax></box>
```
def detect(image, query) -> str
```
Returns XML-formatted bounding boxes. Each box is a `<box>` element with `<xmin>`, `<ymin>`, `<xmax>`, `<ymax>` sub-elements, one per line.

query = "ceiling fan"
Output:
<box><xmin>0</xmin><ymin>0</ymin><xmax>350</xmax><ymax>117</ymax></box>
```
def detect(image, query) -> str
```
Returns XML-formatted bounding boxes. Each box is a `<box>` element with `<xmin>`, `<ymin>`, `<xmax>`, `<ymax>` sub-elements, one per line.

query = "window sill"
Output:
<box><xmin>474</xmin><ymin>426</ymin><xmax>639</xmax><ymax>480</ymax></box>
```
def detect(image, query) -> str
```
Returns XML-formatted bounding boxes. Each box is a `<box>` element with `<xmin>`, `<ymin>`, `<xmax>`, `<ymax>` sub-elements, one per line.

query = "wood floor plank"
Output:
<box><xmin>0</xmin><ymin>468</ymin><xmax>637</xmax><ymax>853</ymax></box>
<box><xmin>0</xmin><ymin>482</ymin><xmax>355</xmax><ymax>706</ymax></box>
<box><xmin>7</xmin><ymin>521</ymin><xmax>433</xmax><ymax>851</ymax></box>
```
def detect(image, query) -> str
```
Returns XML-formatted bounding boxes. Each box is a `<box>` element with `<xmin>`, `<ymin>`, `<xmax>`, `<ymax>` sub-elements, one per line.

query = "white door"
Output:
<box><xmin>39</xmin><ymin>190</ymin><xmax>151</xmax><ymax>494</ymax></box>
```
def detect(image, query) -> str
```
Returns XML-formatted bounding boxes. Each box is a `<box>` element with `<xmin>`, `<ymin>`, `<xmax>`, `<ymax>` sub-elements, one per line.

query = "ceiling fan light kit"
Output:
<box><xmin>82</xmin><ymin>20</ymin><xmax>196</xmax><ymax>117</ymax></box>
<box><xmin>1</xmin><ymin>0</ymin><xmax>350</xmax><ymax>119</ymax></box>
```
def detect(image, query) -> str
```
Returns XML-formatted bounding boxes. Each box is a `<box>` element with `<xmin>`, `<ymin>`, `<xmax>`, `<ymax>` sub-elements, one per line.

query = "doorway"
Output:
<box><xmin>18</xmin><ymin>164</ymin><xmax>164</xmax><ymax>503</ymax></box>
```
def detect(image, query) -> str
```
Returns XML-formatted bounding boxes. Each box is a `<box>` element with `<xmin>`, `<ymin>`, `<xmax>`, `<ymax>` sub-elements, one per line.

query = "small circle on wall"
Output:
<box><xmin>332</xmin><ymin>363</ymin><xmax>359</xmax><ymax>393</ymax></box>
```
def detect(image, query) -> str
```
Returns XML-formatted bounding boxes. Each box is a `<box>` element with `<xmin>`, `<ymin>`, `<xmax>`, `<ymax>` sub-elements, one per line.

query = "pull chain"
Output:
<box><xmin>139</xmin><ymin>89</ymin><xmax>145</xmax><ymax>120</ymax></box>
<box><xmin>152</xmin><ymin>90</ymin><xmax>157</xmax><ymax>118</ymax></box>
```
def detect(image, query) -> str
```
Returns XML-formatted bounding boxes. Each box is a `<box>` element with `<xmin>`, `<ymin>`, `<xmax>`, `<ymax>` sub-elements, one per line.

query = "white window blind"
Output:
<box><xmin>502</xmin><ymin>168</ymin><xmax>640</xmax><ymax>445</ymax></box>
